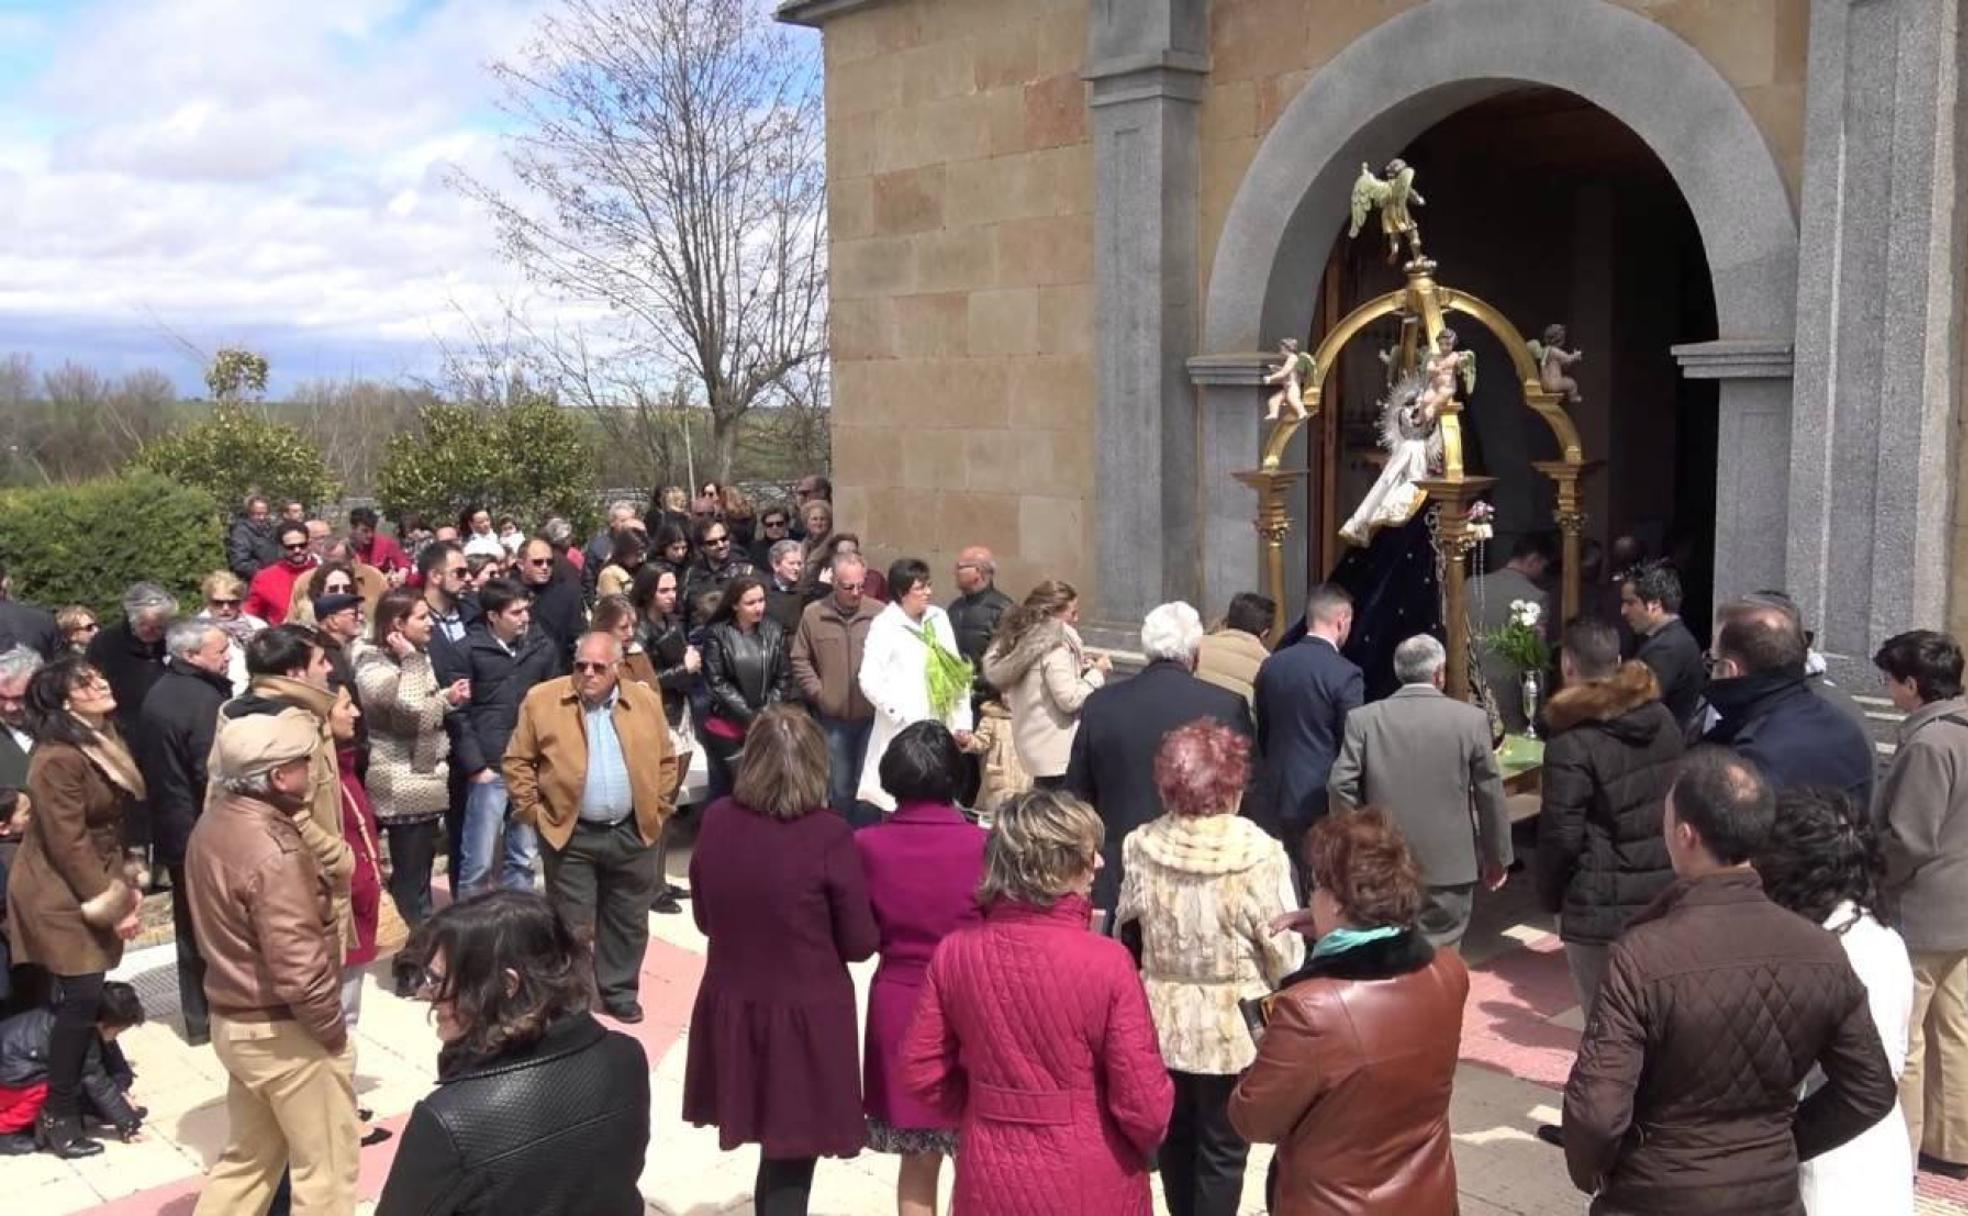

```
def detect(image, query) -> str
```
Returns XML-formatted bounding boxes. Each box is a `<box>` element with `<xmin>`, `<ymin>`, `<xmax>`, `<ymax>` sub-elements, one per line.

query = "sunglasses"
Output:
<box><xmin>282</xmin><ymin>541</ymin><xmax>310</xmax><ymax>552</ymax></box>
<box><xmin>573</xmin><ymin>660</ymin><xmax>615</xmax><ymax>674</ymax></box>
<box><xmin>209</xmin><ymin>598</ymin><xmax>241</xmax><ymax>608</ymax></box>
<box><xmin>525</xmin><ymin>557</ymin><xmax>553</xmax><ymax>567</ymax></box>
<box><xmin>763</xmin><ymin>518</ymin><xmax>788</xmax><ymax>529</ymax></box>
<box><xmin>705</xmin><ymin>536</ymin><xmax>730</xmax><ymax>547</ymax></box>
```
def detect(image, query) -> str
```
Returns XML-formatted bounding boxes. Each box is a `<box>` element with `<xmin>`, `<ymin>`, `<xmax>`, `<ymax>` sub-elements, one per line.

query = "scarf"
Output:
<box><xmin>1310</xmin><ymin>923</ymin><xmax>1403</xmax><ymax>961</ymax></box>
<box><xmin>906</xmin><ymin>616</ymin><xmax>973</xmax><ymax>722</ymax></box>
<box><xmin>76</xmin><ymin>718</ymin><xmax>146</xmax><ymax>802</ymax></box>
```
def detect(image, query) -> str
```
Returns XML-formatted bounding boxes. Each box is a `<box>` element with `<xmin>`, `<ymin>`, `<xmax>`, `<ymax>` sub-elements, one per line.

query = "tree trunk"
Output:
<box><xmin>709</xmin><ymin>409</ymin><xmax>741</xmax><ymax>484</ymax></box>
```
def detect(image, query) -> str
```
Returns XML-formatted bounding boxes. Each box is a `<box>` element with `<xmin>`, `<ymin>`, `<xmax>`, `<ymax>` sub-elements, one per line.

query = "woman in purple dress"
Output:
<box><xmin>855</xmin><ymin>721</ymin><xmax>989</xmax><ymax>1216</ymax></box>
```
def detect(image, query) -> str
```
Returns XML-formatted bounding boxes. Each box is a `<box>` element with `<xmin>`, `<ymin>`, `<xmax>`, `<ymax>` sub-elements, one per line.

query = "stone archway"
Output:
<box><xmin>1190</xmin><ymin>0</ymin><xmax>1799</xmax><ymax>618</ymax></box>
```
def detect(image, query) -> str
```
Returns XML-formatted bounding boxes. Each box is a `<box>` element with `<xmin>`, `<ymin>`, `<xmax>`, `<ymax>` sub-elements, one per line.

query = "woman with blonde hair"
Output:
<box><xmin>54</xmin><ymin>606</ymin><xmax>98</xmax><ymax>654</ymax></box>
<box><xmin>982</xmin><ymin>579</ymin><xmax>1110</xmax><ymax>788</ymax></box>
<box><xmin>683</xmin><ymin>704</ymin><xmax>877</xmax><ymax>1215</ymax></box>
<box><xmin>1116</xmin><ymin>719</ymin><xmax>1301</xmax><ymax>1216</ymax></box>
<box><xmin>902</xmin><ymin>788</ymin><xmax>1172</xmax><ymax>1214</ymax></box>
<box><xmin>196</xmin><ymin>570</ymin><xmax>266</xmax><ymax>693</ymax></box>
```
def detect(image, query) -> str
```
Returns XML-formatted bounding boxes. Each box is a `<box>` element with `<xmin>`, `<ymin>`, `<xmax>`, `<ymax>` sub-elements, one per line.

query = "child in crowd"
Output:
<box><xmin>0</xmin><ymin>980</ymin><xmax>146</xmax><ymax>1154</ymax></box>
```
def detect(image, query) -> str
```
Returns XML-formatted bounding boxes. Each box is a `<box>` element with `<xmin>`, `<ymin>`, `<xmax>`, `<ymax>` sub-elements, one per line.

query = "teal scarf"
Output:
<box><xmin>1311</xmin><ymin>923</ymin><xmax>1403</xmax><ymax>961</ymax></box>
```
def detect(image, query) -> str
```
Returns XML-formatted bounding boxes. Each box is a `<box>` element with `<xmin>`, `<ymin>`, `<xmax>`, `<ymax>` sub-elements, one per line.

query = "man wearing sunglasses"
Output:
<box><xmin>682</xmin><ymin>518</ymin><xmax>755</xmax><ymax>630</ymax></box>
<box><xmin>505</xmin><ymin>631</ymin><xmax>677</xmax><ymax>1023</ymax></box>
<box><xmin>243</xmin><ymin>522</ymin><xmax>318</xmax><ymax>626</ymax></box>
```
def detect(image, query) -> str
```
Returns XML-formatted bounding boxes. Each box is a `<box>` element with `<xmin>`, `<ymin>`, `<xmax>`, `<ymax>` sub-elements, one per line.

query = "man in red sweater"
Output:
<box><xmin>243</xmin><ymin>522</ymin><xmax>316</xmax><ymax>624</ymax></box>
<box><xmin>348</xmin><ymin>506</ymin><xmax>409</xmax><ymax>582</ymax></box>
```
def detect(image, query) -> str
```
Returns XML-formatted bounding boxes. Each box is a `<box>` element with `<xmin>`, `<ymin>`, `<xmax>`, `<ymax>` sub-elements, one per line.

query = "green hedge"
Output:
<box><xmin>0</xmin><ymin>472</ymin><xmax>223</xmax><ymax>618</ymax></box>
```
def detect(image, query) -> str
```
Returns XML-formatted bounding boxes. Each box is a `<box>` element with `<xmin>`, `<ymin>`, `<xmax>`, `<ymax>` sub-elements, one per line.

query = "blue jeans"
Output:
<box><xmin>820</xmin><ymin>715</ymin><xmax>877</xmax><ymax>828</ymax></box>
<box><xmin>458</xmin><ymin>774</ymin><xmax>538</xmax><ymax>896</ymax></box>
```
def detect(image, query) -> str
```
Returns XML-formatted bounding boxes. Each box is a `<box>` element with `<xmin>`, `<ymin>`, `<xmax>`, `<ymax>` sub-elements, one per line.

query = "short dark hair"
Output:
<box><xmin>879</xmin><ymin>720</ymin><xmax>964</xmax><ymax>805</ymax></box>
<box><xmin>478</xmin><ymin>577</ymin><xmax>530</xmax><ymax>618</ymax></box>
<box><xmin>1669</xmin><ymin>746</ymin><xmax>1775</xmax><ymax>865</ymax></box>
<box><xmin>1305</xmin><ymin>582</ymin><xmax>1352</xmax><ymax>627</ymax></box>
<box><xmin>1715</xmin><ymin>600</ymin><xmax>1806</xmax><ymax>675</ymax></box>
<box><xmin>759</xmin><ymin>501</ymin><xmax>792</xmax><ymax>526</ymax></box>
<box><xmin>246</xmin><ymin>625</ymin><xmax>321</xmax><ymax>678</ymax></box>
<box><xmin>97</xmin><ymin>980</ymin><xmax>146</xmax><ymax>1030</ymax></box>
<box><xmin>1510</xmin><ymin>533</ymin><xmax>1557</xmax><ymax>564</ymax></box>
<box><xmin>407</xmin><ymin>891</ymin><xmax>593</xmax><ymax>1073</ymax></box>
<box><xmin>1622</xmin><ymin>561</ymin><xmax>1682</xmax><ymax>614</ymax></box>
<box><xmin>1874</xmin><ymin>629</ymin><xmax>1965</xmax><ymax>704</ymax></box>
<box><xmin>888</xmin><ymin>558</ymin><xmax>932</xmax><ymax>601</ymax></box>
<box><xmin>348</xmin><ymin>506</ymin><xmax>379</xmax><ymax>529</ymax></box>
<box><xmin>416</xmin><ymin>539</ymin><xmax>462</xmax><ymax>580</ymax></box>
<box><xmin>1754</xmin><ymin>787</ymin><xmax>1881</xmax><ymax>926</ymax></box>
<box><xmin>1562</xmin><ymin>616</ymin><xmax>1622</xmax><ymax>680</ymax></box>
<box><xmin>1223</xmin><ymin>592</ymin><xmax>1276</xmax><ymax>638</ymax></box>
<box><xmin>275</xmin><ymin>521</ymin><xmax>309</xmax><ymax>547</ymax></box>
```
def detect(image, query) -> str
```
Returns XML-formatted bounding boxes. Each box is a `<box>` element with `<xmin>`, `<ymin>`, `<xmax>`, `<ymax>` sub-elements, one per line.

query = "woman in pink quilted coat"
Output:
<box><xmin>901</xmin><ymin>789</ymin><xmax>1173</xmax><ymax>1214</ymax></box>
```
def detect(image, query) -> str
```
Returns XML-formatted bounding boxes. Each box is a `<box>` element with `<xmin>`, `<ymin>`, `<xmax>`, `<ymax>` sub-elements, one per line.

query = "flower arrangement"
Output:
<box><xmin>1469</xmin><ymin>500</ymin><xmax>1495</xmax><ymax>541</ymax></box>
<box><xmin>1487</xmin><ymin>598</ymin><xmax>1549</xmax><ymax>673</ymax></box>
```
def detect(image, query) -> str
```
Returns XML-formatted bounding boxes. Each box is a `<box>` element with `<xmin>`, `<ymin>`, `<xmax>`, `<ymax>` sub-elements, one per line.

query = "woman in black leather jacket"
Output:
<box><xmin>376</xmin><ymin>892</ymin><xmax>649</xmax><ymax>1216</ymax></box>
<box><xmin>699</xmin><ymin>575</ymin><xmax>792</xmax><ymax>799</ymax></box>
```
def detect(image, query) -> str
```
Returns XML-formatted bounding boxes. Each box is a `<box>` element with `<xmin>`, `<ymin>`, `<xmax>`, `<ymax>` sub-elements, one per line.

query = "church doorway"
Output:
<box><xmin>1301</xmin><ymin>88</ymin><xmax>1719</xmax><ymax>640</ymax></box>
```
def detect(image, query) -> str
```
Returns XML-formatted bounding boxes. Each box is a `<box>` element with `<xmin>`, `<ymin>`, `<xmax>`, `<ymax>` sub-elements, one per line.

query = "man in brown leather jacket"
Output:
<box><xmin>185</xmin><ymin>710</ymin><xmax>356</xmax><ymax>1215</ymax></box>
<box><xmin>1563</xmin><ymin>747</ymin><xmax>1896</xmax><ymax>1214</ymax></box>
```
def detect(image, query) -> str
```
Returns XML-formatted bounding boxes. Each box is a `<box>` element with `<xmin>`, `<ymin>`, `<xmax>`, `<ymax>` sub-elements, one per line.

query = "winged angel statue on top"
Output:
<box><xmin>1349</xmin><ymin>159</ymin><xmax>1426</xmax><ymax>264</ymax></box>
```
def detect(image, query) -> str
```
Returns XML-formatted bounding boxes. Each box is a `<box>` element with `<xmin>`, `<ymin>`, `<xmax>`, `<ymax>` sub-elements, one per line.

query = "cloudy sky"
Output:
<box><xmin>0</xmin><ymin>0</ymin><xmax>568</xmax><ymax>395</ymax></box>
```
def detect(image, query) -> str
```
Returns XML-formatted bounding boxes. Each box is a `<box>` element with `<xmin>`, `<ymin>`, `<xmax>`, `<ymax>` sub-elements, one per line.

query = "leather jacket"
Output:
<box><xmin>640</xmin><ymin>618</ymin><xmax>695</xmax><ymax>729</ymax></box>
<box><xmin>701</xmin><ymin>620</ymin><xmax>792</xmax><ymax>725</ymax></box>
<box><xmin>182</xmin><ymin>788</ymin><xmax>346</xmax><ymax>1052</ymax></box>
<box><xmin>376</xmin><ymin>1014</ymin><xmax>649</xmax><ymax>1216</ymax></box>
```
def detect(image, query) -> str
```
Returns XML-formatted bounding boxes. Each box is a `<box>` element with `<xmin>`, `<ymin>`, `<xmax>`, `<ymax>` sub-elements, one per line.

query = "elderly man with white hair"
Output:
<box><xmin>1065</xmin><ymin>601</ymin><xmax>1254</xmax><ymax>912</ymax></box>
<box><xmin>1327</xmin><ymin>633</ymin><xmax>1512</xmax><ymax>949</ymax></box>
<box><xmin>87</xmin><ymin>581</ymin><xmax>179</xmax><ymax>856</ymax></box>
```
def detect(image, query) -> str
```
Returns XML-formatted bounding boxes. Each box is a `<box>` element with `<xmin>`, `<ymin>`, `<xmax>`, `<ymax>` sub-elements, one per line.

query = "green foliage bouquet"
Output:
<box><xmin>1487</xmin><ymin>598</ymin><xmax>1550</xmax><ymax>673</ymax></box>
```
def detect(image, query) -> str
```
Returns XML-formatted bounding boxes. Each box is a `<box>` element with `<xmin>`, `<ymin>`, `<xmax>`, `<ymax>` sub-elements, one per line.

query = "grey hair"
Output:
<box><xmin>123</xmin><ymin>581</ymin><xmax>179</xmax><ymax>620</ymax></box>
<box><xmin>217</xmin><ymin>771</ymin><xmax>274</xmax><ymax>797</ymax></box>
<box><xmin>165</xmin><ymin>618</ymin><xmax>220</xmax><ymax>662</ymax></box>
<box><xmin>831</xmin><ymin>551</ymin><xmax>867</xmax><ymax>576</ymax></box>
<box><xmin>1141</xmin><ymin>601</ymin><xmax>1204</xmax><ymax>664</ymax></box>
<box><xmin>0</xmin><ymin>645</ymin><xmax>43</xmax><ymax>684</ymax></box>
<box><xmin>607</xmin><ymin>499</ymin><xmax>636</xmax><ymax>519</ymax></box>
<box><xmin>1393</xmin><ymin>634</ymin><xmax>1447</xmax><ymax>685</ymax></box>
<box><xmin>768</xmin><ymin>539</ymin><xmax>804</xmax><ymax>567</ymax></box>
<box><xmin>543</xmin><ymin>516</ymin><xmax>574</xmax><ymax>547</ymax></box>
<box><xmin>575</xmin><ymin>630</ymin><xmax>624</xmax><ymax>661</ymax></box>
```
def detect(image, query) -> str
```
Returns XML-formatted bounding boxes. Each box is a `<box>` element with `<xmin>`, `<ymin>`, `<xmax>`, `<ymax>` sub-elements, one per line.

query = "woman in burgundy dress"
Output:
<box><xmin>683</xmin><ymin>704</ymin><xmax>878</xmax><ymax>1216</ymax></box>
<box><xmin>855</xmin><ymin>722</ymin><xmax>988</xmax><ymax>1216</ymax></box>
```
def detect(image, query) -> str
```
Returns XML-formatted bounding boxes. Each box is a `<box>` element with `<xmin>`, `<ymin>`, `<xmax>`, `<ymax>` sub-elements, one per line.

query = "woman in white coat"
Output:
<box><xmin>1754</xmin><ymin>786</ymin><xmax>1913</xmax><ymax>1216</ymax></box>
<box><xmin>857</xmin><ymin>558</ymin><xmax>973</xmax><ymax>814</ymax></box>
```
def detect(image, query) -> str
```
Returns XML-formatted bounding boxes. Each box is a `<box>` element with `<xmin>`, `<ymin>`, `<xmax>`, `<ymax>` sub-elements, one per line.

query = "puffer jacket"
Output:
<box><xmin>351</xmin><ymin>643</ymin><xmax>452</xmax><ymax>824</ymax></box>
<box><xmin>376</xmin><ymin>1014</ymin><xmax>649</xmax><ymax>1216</ymax></box>
<box><xmin>1115</xmin><ymin>813</ymin><xmax>1302</xmax><ymax>1074</ymax></box>
<box><xmin>1705</xmin><ymin>669</ymin><xmax>1875</xmax><ymax>806</ymax></box>
<box><xmin>701</xmin><ymin>620</ymin><xmax>793</xmax><ymax>726</ymax></box>
<box><xmin>1534</xmin><ymin>662</ymin><xmax>1683</xmax><ymax>944</ymax></box>
<box><xmin>1229</xmin><ymin>931</ymin><xmax>1468</xmax><ymax>1216</ymax></box>
<box><xmin>0</xmin><ymin>1005</ymin><xmax>141</xmax><ymax>1134</ymax></box>
<box><xmin>902</xmin><ymin>893</ymin><xmax>1172</xmax><ymax>1215</ymax></box>
<box><xmin>982</xmin><ymin>618</ymin><xmax>1103</xmax><ymax>780</ymax></box>
<box><xmin>1563</xmin><ymin>870</ymin><xmax>1898</xmax><ymax>1214</ymax></box>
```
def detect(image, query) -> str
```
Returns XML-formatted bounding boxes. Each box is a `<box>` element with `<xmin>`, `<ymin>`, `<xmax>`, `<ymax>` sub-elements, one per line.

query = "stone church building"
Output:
<box><xmin>780</xmin><ymin>0</ymin><xmax>1963</xmax><ymax>680</ymax></box>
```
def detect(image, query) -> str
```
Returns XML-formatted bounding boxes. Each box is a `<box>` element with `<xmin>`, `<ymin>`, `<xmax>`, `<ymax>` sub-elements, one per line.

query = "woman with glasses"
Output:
<box><xmin>699</xmin><ymin>576</ymin><xmax>793</xmax><ymax>801</ymax></box>
<box><xmin>856</xmin><ymin>559</ymin><xmax>972</xmax><ymax>815</ymax></box>
<box><xmin>196</xmin><ymin>570</ymin><xmax>267</xmax><ymax>693</ymax></box>
<box><xmin>376</xmin><ymin>891</ymin><xmax>650</xmax><ymax>1216</ymax></box>
<box><xmin>286</xmin><ymin>562</ymin><xmax>359</xmax><ymax>628</ymax></box>
<box><xmin>54</xmin><ymin>607</ymin><xmax>98</xmax><ymax>655</ymax></box>
<box><xmin>355</xmin><ymin>589</ymin><xmax>470</xmax><ymax>997</ymax></box>
<box><xmin>4</xmin><ymin>655</ymin><xmax>146</xmax><ymax>1158</ymax></box>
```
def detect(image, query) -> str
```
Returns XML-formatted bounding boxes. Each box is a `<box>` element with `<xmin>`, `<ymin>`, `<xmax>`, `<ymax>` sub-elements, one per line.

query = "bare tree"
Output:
<box><xmin>453</xmin><ymin>0</ymin><xmax>828</xmax><ymax>483</ymax></box>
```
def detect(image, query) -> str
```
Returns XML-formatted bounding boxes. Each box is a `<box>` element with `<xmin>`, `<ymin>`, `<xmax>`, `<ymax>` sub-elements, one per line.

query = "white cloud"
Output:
<box><xmin>0</xmin><ymin>0</ymin><xmax>566</xmax><ymax>387</ymax></box>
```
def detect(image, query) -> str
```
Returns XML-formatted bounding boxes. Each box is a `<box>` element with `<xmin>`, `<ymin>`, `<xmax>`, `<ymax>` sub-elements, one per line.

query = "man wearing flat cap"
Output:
<box><xmin>185</xmin><ymin>709</ymin><xmax>357</xmax><ymax>1215</ymax></box>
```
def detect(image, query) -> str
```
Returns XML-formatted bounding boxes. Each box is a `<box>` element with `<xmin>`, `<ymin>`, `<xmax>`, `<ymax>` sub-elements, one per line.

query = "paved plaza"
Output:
<box><xmin>8</xmin><ymin>835</ymin><xmax>1968</xmax><ymax>1216</ymax></box>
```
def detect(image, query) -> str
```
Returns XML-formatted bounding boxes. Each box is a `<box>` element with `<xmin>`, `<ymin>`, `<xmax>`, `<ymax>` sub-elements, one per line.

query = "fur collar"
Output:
<box><xmin>1545</xmin><ymin>661</ymin><xmax>1661</xmax><ymax>734</ymax></box>
<box><xmin>1280</xmin><ymin>927</ymin><xmax>1435</xmax><ymax>985</ymax></box>
<box><xmin>982</xmin><ymin>616</ymin><xmax>1076</xmax><ymax>686</ymax></box>
<box><xmin>1133</xmin><ymin>813</ymin><xmax>1277</xmax><ymax>876</ymax></box>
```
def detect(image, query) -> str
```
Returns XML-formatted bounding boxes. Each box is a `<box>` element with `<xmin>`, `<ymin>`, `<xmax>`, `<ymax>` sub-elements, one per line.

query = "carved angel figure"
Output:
<box><xmin>1339</xmin><ymin>371</ymin><xmax>1441</xmax><ymax>546</ymax></box>
<box><xmin>1349</xmin><ymin>158</ymin><xmax>1426</xmax><ymax>264</ymax></box>
<box><xmin>1263</xmin><ymin>338</ymin><xmax>1317</xmax><ymax>421</ymax></box>
<box><xmin>1526</xmin><ymin>323</ymin><xmax>1584</xmax><ymax>405</ymax></box>
<box><xmin>1416</xmin><ymin>327</ymin><xmax>1476</xmax><ymax>417</ymax></box>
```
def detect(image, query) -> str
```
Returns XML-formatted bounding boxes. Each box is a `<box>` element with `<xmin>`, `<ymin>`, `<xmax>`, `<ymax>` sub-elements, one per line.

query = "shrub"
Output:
<box><xmin>376</xmin><ymin>394</ymin><xmax>598</xmax><ymax>532</ymax></box>
<box><xmin>135</xmin><ymin>403</ymin><xmax>337</xmax><ymax>513</ymax></box>
<box><xmin>0</xmin><ymin>472</ymin><xmax>222</xmax><ymax>618</ymax></box>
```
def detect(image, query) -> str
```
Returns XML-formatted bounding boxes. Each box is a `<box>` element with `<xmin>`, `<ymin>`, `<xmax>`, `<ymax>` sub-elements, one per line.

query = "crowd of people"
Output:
<box><xmin>0</xmin><ymin>482</ymin><xmax>1960</xmax><ymax>1216</ymax></box>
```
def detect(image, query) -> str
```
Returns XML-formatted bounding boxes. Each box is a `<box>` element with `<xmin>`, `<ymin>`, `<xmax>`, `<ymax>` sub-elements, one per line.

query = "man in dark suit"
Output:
<box><xmin>1620</xmin><ymin>562</ymin><xmax>1705</xmax><ymax>734</ymax></box>
<box><xmin>1329</xmin><ymin>633</ymin><xmax>1512</xmax><ymax>949</ymax></box>
<box><xmin>1065</xmin><ymin>601</ymin><xmax>1253</xmax><ymax>912</ymax></box>
<box><xmin>1251</xmin><ymin>583</ymin><xmax>1363</xmax><ymax>886</ymax></box>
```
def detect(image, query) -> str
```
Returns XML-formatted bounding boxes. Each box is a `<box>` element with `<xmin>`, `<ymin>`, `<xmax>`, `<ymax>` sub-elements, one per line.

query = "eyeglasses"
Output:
<box><xmin>762</xmin><ymin>518</ymin><xmax>788</xmax><ymax>529</ymax></box>
<box><xmin>324</xmin><ymin>583</ymin><xmax>352</xmax><ymax>594</ymax></box>
<box><xmin>704</xmin><ymin>536</ymin><xmax>730</xmax><ymax>548</ymax></box>
<box><xmin>573</xmin><ymin>660</ymin><xmax>616</xmax><ymax>674</ymax></box>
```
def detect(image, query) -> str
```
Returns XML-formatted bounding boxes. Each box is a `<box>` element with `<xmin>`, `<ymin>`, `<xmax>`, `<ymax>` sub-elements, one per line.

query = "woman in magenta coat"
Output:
<box><xmin>856</xmin><ymin>722</ymin><xmax>989</xmax><ymax>1216</ymax></box>
<box><xmin>683</xmin><ymin>705</ymin><xmax>878</xmax><ymax>1216</ymax></box>
<box><xmin>902</xmin><ymin>788</ymin><xmax>1172</xmax><ymax>1215</ymax></box>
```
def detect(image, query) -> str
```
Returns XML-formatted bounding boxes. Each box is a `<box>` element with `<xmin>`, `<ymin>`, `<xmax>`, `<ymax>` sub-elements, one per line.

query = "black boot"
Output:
<box><xmin>34</xmin><ymin>1110</ymin><xmax>104</xmax><ymax>1159</ymax></box>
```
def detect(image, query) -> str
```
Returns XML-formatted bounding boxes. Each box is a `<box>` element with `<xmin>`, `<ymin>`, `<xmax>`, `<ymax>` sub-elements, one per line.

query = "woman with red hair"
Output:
<box><xmin>1114</xmin><ymin>718</ymin><xmax>1301</xmax><ymax>1216</ymax></box>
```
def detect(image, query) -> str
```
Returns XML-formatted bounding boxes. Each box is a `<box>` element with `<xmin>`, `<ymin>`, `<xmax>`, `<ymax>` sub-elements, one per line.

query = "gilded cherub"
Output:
<box><xmin>1526</xmin><ymin>323</ymin><xmax>1584</xmax><ymax>405</ymax></box>
<box><xmin>1349</xmin><ymin>158</ymin><xmax>1426</xmax><ymax>264</ymax></box>
<box><xmin>1262</xmin><ymin>338</ymin><xmax>1317</xmax><ymax>421</ymax></box>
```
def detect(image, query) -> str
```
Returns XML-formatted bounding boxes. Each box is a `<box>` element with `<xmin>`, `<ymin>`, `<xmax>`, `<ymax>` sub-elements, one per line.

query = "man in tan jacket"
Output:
<box><xmin>505</xmin><ymin>631</ymin><xmax>676</xmax><ymax>1022</ymax></box>
<box><xmin>186</xmin><ymin>710</ymin><xmax>355</xmax><ymax>1216</ymax></box>
<box><xmin>1195</xmin><ymin>592</ymin><xmax>1275</xmax><ymax>714</ymax></box>
<box><xmin>789</xmin><ymin>554</ymin><xmax>882</xmax><ymax>824</ymax></box>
